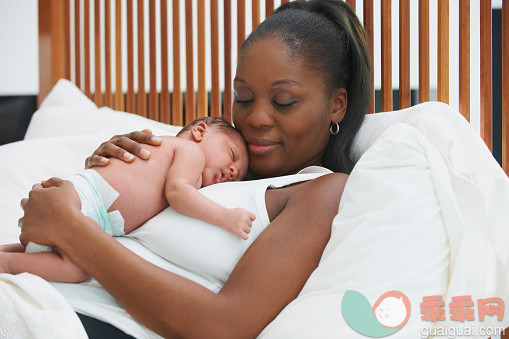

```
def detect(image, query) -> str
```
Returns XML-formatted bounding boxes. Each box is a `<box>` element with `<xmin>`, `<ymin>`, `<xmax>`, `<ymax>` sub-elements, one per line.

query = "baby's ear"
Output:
<box><xmin>191</xmin><ymin>122</ymin><xmax>207</xmax><ymax>142</ymax></box>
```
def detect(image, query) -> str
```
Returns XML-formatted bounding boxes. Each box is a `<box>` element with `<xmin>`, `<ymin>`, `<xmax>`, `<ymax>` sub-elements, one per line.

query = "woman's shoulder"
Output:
<box><xmin>310</xmin><ymin>172</ymin><xmax>349</xmax><ymax>186</ymax></box>
<box><xmin>265</xmin><ymin>172</ymin><xmax>348</xmax><ymax>223</ymax></box>
<box><xmin>294</xmin><ymin>172</ymin><xmax>349</xmax><ymax>204</ymax></box>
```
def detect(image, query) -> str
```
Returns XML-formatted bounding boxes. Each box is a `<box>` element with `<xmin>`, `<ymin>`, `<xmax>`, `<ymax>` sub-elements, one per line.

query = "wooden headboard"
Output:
<box><xmin>38</xmin><ymin>0</ymin><xmax>508</xmax><ymax>173</ymax></box>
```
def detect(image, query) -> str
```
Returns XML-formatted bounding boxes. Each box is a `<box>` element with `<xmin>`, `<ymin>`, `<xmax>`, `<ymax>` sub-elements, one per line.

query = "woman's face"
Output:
<box><xmin>233</xmin><ymin>37</ymin><xmax>346</xmax><ymax>176</ymax></box>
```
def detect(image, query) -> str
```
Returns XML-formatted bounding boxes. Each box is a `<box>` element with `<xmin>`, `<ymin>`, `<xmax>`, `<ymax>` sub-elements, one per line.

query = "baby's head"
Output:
<box><xmin>177</xmin><ymin>117</ymin><xmax>249</xmax><ymax>186</ymax></box>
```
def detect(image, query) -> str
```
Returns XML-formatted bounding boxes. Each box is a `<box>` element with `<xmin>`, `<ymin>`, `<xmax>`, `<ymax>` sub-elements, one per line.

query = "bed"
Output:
<box><xmin>0</xmin><ymin>0</ymin><xmax>508</xmax><ymax>338</ymax></box>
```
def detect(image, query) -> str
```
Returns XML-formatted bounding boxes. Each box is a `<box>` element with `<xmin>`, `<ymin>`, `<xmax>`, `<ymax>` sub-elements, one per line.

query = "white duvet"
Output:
<box><xmin>0</xmin><ymin>80</ymin><xmax>508</xmax><ymax>338</ymax></box>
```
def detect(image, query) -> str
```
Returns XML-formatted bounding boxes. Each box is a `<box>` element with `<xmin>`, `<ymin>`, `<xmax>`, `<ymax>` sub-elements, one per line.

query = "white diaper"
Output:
<box><xmin>25</xmin><ymin>169</ymin><xmax>124</xmax><ymax>253</ymax></box>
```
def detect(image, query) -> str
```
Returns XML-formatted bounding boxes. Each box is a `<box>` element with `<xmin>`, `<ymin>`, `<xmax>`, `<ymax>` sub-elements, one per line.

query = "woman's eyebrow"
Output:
<box><xmin>271</xmin><ymin>79</ymin><xmax>304</xmax><ymax>87</ymax></box>
<box><xmin>234</xmin><ymin>77</ymin><xmax>303</xmax><ymax>88</ymax></box>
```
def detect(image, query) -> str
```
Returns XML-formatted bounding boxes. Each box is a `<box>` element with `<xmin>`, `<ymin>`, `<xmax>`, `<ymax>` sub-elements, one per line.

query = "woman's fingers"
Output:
<box><xmin>85</xmin><ymin>155</ymin><xmax>110</xmax><ymax>168</ymax></box>
<box><xmin>96</xmin><ymin>142</ymin><xmax>136</xmax><ymax>162</ymax></box>
<box><xmin>131</xmin><ymin>130</ymin><xmax>162</xmax><ymax>146</ymax></box>
<box><xmin>19</xmin><ymin>178</ymin><xmax>82</xmax><ymax>248</ymax></box>
<box><xmin>86</xmin><ymin>130</ymin><xmax>162</xmax><ymax>167</ymax></box>
<box><xmin>41</xmin><ymin>177</ymin><xmax>65</xmax><ymax>188</ymax></box>
<box><xmin>112</xmin><ymin>136</ymin><xmax>148</xmax><ymax>160</ymax></box>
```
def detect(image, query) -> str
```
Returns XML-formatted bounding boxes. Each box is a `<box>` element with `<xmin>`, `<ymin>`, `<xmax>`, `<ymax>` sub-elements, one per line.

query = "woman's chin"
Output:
<box><xmin>249</xmin><ymin>159</ymin><xmax>288</xmax><ymax>177</ymax></box>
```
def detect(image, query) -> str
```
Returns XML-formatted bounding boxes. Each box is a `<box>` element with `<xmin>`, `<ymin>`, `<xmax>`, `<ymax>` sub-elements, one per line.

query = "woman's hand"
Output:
<box><xmin>85</xmin><ymin>129</ymin><xmax>163</xmax><ymax>168</ymax></box>
<box><xmin>18</xmin><ymin>178</ymin><xmax>85</xmax><ymax>248</ymax></box>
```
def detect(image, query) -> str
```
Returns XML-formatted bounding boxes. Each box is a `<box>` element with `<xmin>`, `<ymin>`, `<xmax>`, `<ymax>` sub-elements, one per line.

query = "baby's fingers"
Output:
<box><xmin>240</xmin><ymin>230</ymin><xmax>249</xmax><ymax>240</ymax></box>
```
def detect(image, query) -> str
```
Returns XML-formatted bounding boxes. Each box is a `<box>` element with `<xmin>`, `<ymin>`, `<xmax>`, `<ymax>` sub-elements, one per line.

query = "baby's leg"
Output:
<box><xmin>0</xmin><ymin>247</ymin><xmax>89</xmax><ymax>283</ymax></box>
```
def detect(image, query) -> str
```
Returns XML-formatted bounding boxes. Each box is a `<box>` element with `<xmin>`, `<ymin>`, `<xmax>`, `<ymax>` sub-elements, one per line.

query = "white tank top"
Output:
<box><xmin>127</xmin><ymin>167</ymin><xmax>331</xmax><ymax>289</ymax></box>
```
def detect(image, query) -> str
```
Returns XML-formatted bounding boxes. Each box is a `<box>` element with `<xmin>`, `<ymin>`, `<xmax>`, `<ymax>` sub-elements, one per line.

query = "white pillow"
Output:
<box><xmin>261</xmin><ymin>123</ymin><xmax>450</xmax><ymax>337</ymax></box>
<box><xmin>25</xmin><ymin>79</ymin><xmax>182</xmax><ymax>140</ymax></box>
<box><xmin>0</xmin><ymin>135</ymin><xmax>105</xmax><ymax>243</ymax></box>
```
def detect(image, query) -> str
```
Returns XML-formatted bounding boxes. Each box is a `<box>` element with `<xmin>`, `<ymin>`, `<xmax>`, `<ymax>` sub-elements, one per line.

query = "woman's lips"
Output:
<box><xmin>247</xmin><ymin>138</ymin><xmax>281</xmax><ymax>156</ymax></box>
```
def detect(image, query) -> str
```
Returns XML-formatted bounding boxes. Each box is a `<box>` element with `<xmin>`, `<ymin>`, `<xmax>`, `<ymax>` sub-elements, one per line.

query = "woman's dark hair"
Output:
<box><xmin>241</xmin><ymin>0</ymin><xmax>372</xmax><ymax>173</ymax></box>
<box><xmin>177</xmin><ymin>116</ymin><xmax>243</xmax><ymax>142</ymax></box>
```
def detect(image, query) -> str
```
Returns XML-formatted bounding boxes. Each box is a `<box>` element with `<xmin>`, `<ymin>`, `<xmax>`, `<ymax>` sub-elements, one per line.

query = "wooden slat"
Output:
<box><xmin>94</xmin><ymin>0</ymin><xmax>102</xmax><ymax>106</ymax></box>
<box><xmin>238</xmin><ymin>0</ymin><xmax>245</xmax><ymax>56</ymax></box>
<box><xmin>252</xmin><ymin>0</ymin><xmax>260</xmax><ymax>29</ymax></box>
<box><xmin>105</xmin><ymin>0</ymin><xmax>112</xmax><ymax>107</ymax></box>
<box><xmin>458</xmin><ymin>0</ymin><xmax>470</xmax><ymax>121</ymax></box>
<box><xmin>266</xmin><ymin>0</ymin><xmax>274</xmax><ymax>18</ymax></box>
<box><xmin>38</xmin><ymin>0</ymin><xmax>66</xmax><ymax>106</ymax></box>
<box><xmin>65</xmin><ymin>0</ymin><xmax>71</xmax><ymax>80</ymax></box>
<box><xmin>346</xmin><ymin>0</ymin><xmax>355</xmax><ymax>11</ymax></box>
<box><xmin>363</xmin><ymin>0</ymin><xmax>374</xmax><ymax>114</ymax></box>
<box><xmin>84</xmin><ymin>0</ymin><xmax>91</xmax><ymax>98</ymax></box>
<box><xmin>74</xmin><ymin>0</ymin><xmax>81</xmax><ymax>88</ymax></box>
<box><xmin>126</xmin><ymin>0</ymin><xmax>135</xmax><ymax>113</ymax></box>
<box><xmin>437</xmin><ymin>0</ymin><xmax>449</xmax><ymax>103</ymax></box>
<box><xmin>172</xmin><ymin>0</ymin><xmax>183</xmax><ymax>125</ymax></box>
<box><xmin>399</xmin><ymin>0</ymin><xmax>410</xmax><ymax>109</ymax></box>
<box><xmin>197</xmin><ymin>0</ymin><xmax>207</xmax><ymax>118</ymax></box>
<box><xmin>160</xmin><ymin>0</ymin><xmax>170</xmax><ymax>124</ymax></box>
<box><xmin>148</xmin><ymin>0</ymin><xmax>158</xmax><ymax>120</ymax></box>
<box><xmin>185</xmin><ymin>0</ymin><xmax>195</xmax><ymax>124</ymax></box>
<box><xmin>381</xmin><ymin>0</ymin><xmax>392</xmax><ymax>112</ymax></box>
<box><xmin>281</xmin><ymin>0</ymin><xmax>289</xmax><ymax>4</ymax></box>
<box><xmin>211</xmin><ymin>0</ymin><xmax>221</xmax><ymax>117</ymax></box>
<box><xmin>503</xmin><ymin>0</ymin><xmax>509</xmax><ymax>174</ymax></box>
<box><xmin>480</xmin><ymin>0</ymin><xmax>492</xmax><ymax>151</ymax></box>
<box><xmin>114</xmin><ymin>0</ymin><xmax>124</xmax><ymax>110</ymax></box>
<box><xmin>224</xmin><ymin>0</ymin><xmax>232</xmax><ymax>122</ymax></box>
<box><xmin>137</xmin><ymin>0</ymin><xmax>146</xmax><ymax>116</ymax></box>
<box><xmin>419</xmin><ymin>0</ymin><xmax>429</xmax><ymax>102</ymax></box>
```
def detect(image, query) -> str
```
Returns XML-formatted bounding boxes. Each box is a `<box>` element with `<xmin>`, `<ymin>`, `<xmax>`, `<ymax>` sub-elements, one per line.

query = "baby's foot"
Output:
<box><xmin>0</xmin><ymin>252</ymin><xmax>11</xmax><ymax>274</ymax></box>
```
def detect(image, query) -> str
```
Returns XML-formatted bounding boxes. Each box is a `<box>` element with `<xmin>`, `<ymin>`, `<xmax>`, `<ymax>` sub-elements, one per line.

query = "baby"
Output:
<box><xmin>0</xmin><ymin>117</ymin><xmax>254</xmax><ymax>282</ymax></box>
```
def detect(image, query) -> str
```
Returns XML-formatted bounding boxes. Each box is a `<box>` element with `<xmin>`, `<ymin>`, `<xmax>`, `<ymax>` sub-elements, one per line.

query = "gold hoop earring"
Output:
<box><xmin>330</xmin><ymin>122</ymin><xmax>340</xmax><ymax>135</ymax></box>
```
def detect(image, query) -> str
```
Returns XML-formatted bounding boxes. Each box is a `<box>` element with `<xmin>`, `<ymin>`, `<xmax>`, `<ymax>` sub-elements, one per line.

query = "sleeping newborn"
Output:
<box><xmin>0</xmin><ymin>117</ymin><xmax>254</xmax><ymax>283</ymax></box>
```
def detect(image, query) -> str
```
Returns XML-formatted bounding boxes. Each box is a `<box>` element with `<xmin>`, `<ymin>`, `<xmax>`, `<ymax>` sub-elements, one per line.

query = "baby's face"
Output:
<box><xmin>201</xmin><ymin>132</ymin><xmax>249</xmax><ymax>187</ymax></box>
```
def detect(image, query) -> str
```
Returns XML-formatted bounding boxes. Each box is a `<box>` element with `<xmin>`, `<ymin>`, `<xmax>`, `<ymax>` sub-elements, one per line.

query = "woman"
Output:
<box><xmin>19</xmin><ymin>0</ymin><xmax>371</xmax><ymax>337</ymax></box>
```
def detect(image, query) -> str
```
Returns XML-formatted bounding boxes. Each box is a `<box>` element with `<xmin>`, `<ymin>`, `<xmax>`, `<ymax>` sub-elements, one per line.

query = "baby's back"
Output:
<box><xmin>93</xmin><ymin>136</ymin><xmax>181</xmax><ymax>231</ymax></box>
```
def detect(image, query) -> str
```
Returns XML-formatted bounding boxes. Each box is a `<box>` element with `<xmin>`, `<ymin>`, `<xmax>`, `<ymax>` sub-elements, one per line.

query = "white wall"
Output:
<box><xmin>0</xmin><ymin>0</ymin><xmax>38</xmax><ymax>95</ymax></box>
<box><xmin>0</xmin><ymin>0</ymin><xmax>503</xmax><ymax>134</ymax></box>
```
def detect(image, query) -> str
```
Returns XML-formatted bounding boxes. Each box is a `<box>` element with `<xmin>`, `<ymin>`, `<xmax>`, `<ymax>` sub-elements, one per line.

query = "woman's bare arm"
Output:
<box><xmin>19</xmin><ymin>173</ymin><xmax>348</xmax><ymax>338</ymax></box>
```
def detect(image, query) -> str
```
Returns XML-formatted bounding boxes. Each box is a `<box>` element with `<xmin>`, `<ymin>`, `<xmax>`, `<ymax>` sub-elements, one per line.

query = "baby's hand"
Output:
<box><xmin>223</xmin><ymin>208</ymin><xmax>256</xmax><ymax>240</ymax></box>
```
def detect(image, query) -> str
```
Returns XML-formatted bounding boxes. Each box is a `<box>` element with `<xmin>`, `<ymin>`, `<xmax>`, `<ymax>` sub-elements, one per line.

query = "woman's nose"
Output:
<box><xmin>246</xmin><ymin>102</ymin><xmax>274</xmax><ymax>128</ymax></box>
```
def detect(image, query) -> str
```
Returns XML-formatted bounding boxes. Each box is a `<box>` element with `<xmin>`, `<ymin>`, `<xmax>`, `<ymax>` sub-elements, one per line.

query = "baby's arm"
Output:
<box><xmin>165</xmin><ymin>143</ymin><xmax>255</xmax><ymax>239</ymax></box>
